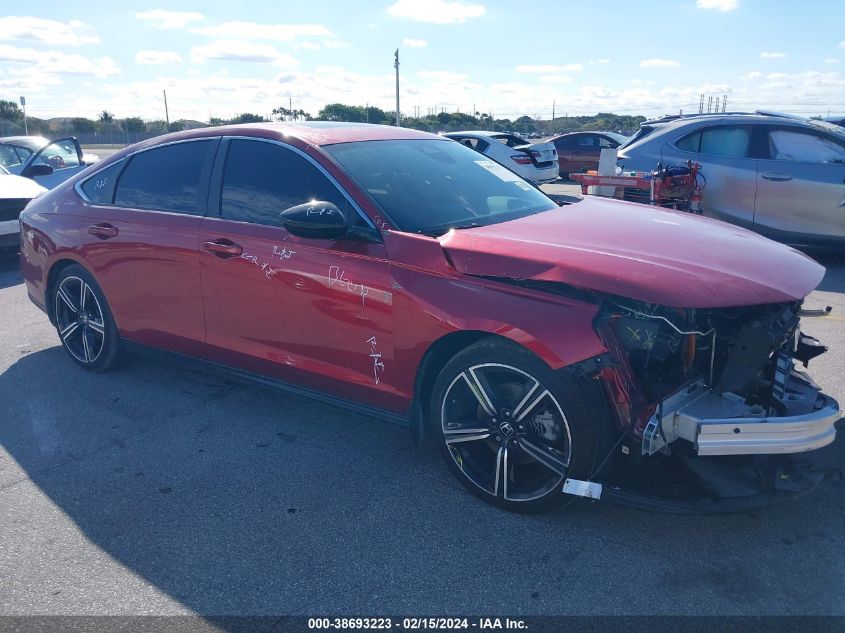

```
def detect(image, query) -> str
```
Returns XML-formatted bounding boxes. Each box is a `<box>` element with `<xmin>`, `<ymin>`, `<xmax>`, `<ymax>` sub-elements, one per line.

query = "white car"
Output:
<box><xmin>0</xmin><ymin>136</ymin><xmax>99</xmax><ymax>190</ymax></box>
<box><xmin>0</xmin><ymin>165</ymin><xmax>47</xmax><ymax>251</ymax></box>
<box><xmin>444</xmin><ymin>131</ymin><xmax>559</xmax><ymax>184</ymax></box>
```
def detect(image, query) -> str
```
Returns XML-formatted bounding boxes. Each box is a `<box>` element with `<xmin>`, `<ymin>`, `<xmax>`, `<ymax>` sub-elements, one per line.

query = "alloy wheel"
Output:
<box><xmin>55</xmin><ymin>276</ymin><xmax>106</xmax><ymax>365</ymax></box>
<box><xmin>441</xmin><ymin>363</ymin><xmax>572</xmax><ymax>502</ymax></box>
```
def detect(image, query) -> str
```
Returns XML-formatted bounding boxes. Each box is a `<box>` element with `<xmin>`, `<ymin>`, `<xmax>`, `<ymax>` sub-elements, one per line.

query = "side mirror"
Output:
<box><xmin>280</xmin><ymin>201</ymin><xmax>349</xmax><ymax>240</ymax></box>
<box><xmin>23</xmin><ymin>163</ymin><xmax>54</xmax><ymax>178</ymax></box>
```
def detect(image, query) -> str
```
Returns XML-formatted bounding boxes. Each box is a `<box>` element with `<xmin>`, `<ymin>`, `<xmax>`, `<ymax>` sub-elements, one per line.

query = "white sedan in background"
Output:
<box><xmin>0</xmin><ymin>165</ymin><xmax>47</xmax><ymax>252</ymax></box>
<box><xmin>444</xmin><ymin>131</ymin><xmax>559</xmax><ymax>184</ymax></box>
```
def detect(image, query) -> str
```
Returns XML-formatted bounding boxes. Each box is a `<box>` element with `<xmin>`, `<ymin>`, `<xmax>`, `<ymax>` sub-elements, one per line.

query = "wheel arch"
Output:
<box><xmin>410</xmin><ymin>330</ymin><xmax>533</xmax><ymax>442</ymax></box>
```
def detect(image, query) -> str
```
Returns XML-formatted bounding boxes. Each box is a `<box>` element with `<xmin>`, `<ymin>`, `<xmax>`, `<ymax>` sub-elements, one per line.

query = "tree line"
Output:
<box><xmin>0</xmin><ymin>98</ymin><xmax>645</xmax><ymax>139</ymax></box>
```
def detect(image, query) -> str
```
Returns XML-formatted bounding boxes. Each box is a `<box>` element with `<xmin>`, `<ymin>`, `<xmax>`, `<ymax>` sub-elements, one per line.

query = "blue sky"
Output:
<box><xmin>1</xmin><ymin>0</ymin><xmax>843</xmax><ymax>122</ymax></box>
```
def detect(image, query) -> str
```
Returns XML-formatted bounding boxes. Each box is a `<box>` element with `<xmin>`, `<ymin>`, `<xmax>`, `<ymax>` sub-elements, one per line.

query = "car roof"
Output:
<box><xmin>445</xmin><ymin>131</ymin><xmax>505</xmax><ymax>137</ymax></box>
<box><xmin>640</xmin><ymin>112</ymin><xmax>845</xmax><ymax>138</ymax></box>
<box><xmin>145</xmin><ymin>122</ymin><xmax>439</xmax><ymax>148</ymax></box>
<box><xmin>0</xmin><ymin>136</ymin><xmax>50</xmax><ymax>150</ymax></box>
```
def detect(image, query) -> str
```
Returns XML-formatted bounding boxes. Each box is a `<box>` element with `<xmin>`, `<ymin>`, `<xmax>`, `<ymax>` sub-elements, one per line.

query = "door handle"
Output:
<box><xmin>88</xmin><ymin>223</ymin><xmax>119</xmax><ymax>239</ymax></box>
<box><xmin>761</xmin><ymin>172</ymin><xmax>793</xmax><ymax>182</ymax></box>
<box><xmin>203</xmin><ymin>239</ymin><xmax>243</xmax><ymax>257</ymax></box>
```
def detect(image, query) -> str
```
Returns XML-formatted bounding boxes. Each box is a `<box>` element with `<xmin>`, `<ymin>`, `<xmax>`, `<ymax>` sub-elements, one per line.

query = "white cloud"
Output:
<box><xmin>539</xmin><ymin>75</ymin><xmax>572</xmax><ymax>83</ymax></box>
<box><xmin>0</xmin><ymin>43</ymin><xmax>41</xmax><ymax>63</ymax></box>
<box><xmin>631</xmin><ymin>78</ymin><xmax>656</xmax><ymax>85</ymax></box>
<box><xmin>839</xmin><ymin>41</ymin><xmax>845</xmax><ymax>49</ymax></box>
<box><xmin>742</xmin><ymin>71</ymin><xmax>764</xmax><ymax>79</ymax></box>
<box><xmin>191</xmin><ymin>40</ymin><xmax>300</xmax><ymax>67</ymax></box>
<box><xmin>590</xmin><ymin>59</ymin><xmax>610</xmax><ymax>64</ymax></box>
<box><xmin>135</xmin><ymin>50</ymin><xmax>183</xmax><ymax>65</ymax></box>
<box><xmin>760</xmin><ymin>51</ymin><xmax>786</xmax><ymax>58</ymax></box>
<box><xmin>416</xmin><ymin>70</ymin><xmax>468</xmax><ymax>81</ymax></box>
<box><xmin>824</xmin><ymin>58</ymin><xmax>839</xmax><ymax>64</ymax></box>
<box><xmin>191</xmin><ymin>21</ymin><xmax>333</xmax><ymax>40</ymax></box>
<box><xmin>134</xmin><ymin>9</ymin><xmax>204</xmax><ymax>30</ymax></box>
<box><xmin>696</xmin><ymin>0</ymin><xmax>739</xmax><ymax>11</ymax></box>
<box><xmin>403</xmin><ymin>38</ymin><xmax>428</xmax><ymax>47</ymax></box>
<box><xmin>387</xmin><ymin>0</ymin><xmax>485</xmax><ymax>24</ymax></box>
<box><xmin>0</xmin><ymin>16</ymin><xmax>99</xmax><ymax>46</ymax></box>
<box><xmin>0</xmin><ymin>43</ymin><xmax>119</xmax><ymax>79</ymax></box>
<box><xmin>43</xmin><ymin>54</ymin><xmax>120</xmax><ymax>78</ymax></box>
<box><xmin>515</xmin><ymin>63</ymin><xmax>582</xmax><ymax>73</ymax></box>
<box><xmin>639</xmin><ymin>58</ymin><xmax>680</xmax><ymax>68</ymax></box>
<box><xmin>322</xmin><ymin>40</ymin><xmax>351</xmax><ymax>49</ymax></box>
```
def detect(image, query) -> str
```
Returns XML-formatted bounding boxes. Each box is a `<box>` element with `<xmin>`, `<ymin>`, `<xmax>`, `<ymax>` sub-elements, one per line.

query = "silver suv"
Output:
<box><xmin>617</xmin><ymin>112</ymin><xmax>845</xmax><ymax>245</ymax></box>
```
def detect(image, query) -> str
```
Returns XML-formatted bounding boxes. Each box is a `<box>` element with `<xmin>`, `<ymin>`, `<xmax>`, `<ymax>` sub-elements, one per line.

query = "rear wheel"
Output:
<box><xmin>53</xmin><ymin>264</ymin><xmax>122</xmax><ymax>372</ymax></box>
<box><xmin>431</xmin><ymin>339</ymin><xmax>602</xmax><ymax>513</ymax></box>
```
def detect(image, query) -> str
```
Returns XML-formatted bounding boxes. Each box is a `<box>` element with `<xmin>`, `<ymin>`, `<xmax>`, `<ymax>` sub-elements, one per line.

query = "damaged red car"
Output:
<box><xmin>19</xmin><ymin>123</ymin><xmax>842</xmax><ymax>513</ymax></box>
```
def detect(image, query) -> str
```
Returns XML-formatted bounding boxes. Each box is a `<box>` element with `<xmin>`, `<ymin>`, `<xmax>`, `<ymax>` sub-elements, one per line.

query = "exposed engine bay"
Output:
<box><xmin>577</xmin><ymin>298</ymin><xmax>842</xmax><ymax>510</ymax></box>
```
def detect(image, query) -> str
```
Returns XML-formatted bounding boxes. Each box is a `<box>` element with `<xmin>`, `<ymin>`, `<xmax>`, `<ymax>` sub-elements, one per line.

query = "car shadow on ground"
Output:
<box><xmin>809</xmin><ymin>250</ymin><xmax>845</xmax><ymax>294</ymax></box>
<box><xmin>1</xmin><ymin>348</ymin><xmax>843</xmax><ymax>619</ymax></box>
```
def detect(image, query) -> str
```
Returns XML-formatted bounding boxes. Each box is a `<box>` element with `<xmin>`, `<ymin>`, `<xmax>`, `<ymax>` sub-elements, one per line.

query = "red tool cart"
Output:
<box><xmin>571</xmin><ymin>161</ymin><xmax>704</xmax><ymax>213</ymax></box>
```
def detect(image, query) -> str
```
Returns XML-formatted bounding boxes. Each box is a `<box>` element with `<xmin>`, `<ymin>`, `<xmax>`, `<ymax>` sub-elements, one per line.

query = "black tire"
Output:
<box><xmin>430</xmin><ymin>337</ymin><xmax>605</xmax><ymax>513</ymax></box>
<box><xmin>52</xmin><ymin>264</ymin><xmax>122</xmax><ymax>372</ymax></box>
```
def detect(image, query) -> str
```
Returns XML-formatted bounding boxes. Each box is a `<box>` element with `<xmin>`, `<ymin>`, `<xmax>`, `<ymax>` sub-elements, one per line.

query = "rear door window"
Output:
<box><xmin>114</xmin><ymin>140</ymin><xmax>213</xmax><ymax>214</ymax></box>
<box><xmin>766</xmin><ymin>128</ymin><xmax>845</xmax><ymax>163</ymax></box>
<box><xmin>675</xmin><ymin>125</ymin><xmax>752</xmax><ymax>158</ymax></box>
<box><xmin>80</xmin><ymin>160</ymin><xmax>125</xmax><ymax>204</ymax></box>
<box><xmin>219</xmin><ymin>139</ymin><xmax>355</xmax><ymax>227</ymax></box>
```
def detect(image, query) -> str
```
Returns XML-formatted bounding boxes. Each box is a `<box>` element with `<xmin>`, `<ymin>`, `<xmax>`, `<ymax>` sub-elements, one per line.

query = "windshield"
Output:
<box><xmin>618</xmin><ymin>126</ymin><xmax>655</xmax><ymax>150</ymax></box>
<box><xmin>323</xmin><ymin>139</ymin><xmax>557</xmax><ymax>235</ymax></box>
<box><xmin>605</xmin><ymin>132</ymin><xmax>629</xmax><ymax>144</ymax></box>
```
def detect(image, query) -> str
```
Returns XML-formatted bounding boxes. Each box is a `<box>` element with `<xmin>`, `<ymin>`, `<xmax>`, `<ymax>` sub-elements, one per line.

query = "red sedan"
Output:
<box><xmin>19</xmin><ymin>123</ymin><xmax>840</xmax><ymax>513</ymax></box>
<box><xmin>550</xmin><ymin>131</ymin><xmax>628</xmax><ymax>178</ymax></box>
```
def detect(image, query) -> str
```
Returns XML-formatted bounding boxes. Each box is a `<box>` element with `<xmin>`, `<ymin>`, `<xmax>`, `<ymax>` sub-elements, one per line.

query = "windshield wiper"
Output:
<box><xmin>417</xmin><ymin>221</ymin><xmax>482</xmax><ymax>237</ymax></box>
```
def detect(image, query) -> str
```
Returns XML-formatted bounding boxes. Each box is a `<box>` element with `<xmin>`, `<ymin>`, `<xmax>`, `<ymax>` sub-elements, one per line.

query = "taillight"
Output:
<box><xmin>511</xmin><ymin>154</ymin><xmax>533</xmax><ymax>165</ymax></box>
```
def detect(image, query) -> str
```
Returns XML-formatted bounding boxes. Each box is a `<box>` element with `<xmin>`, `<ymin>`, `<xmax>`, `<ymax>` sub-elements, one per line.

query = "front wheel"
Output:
<box><xmin>53</xmin><ymin>264</ymin><xmax>122</xmax><ymax>372</ymax></box>
<box><xmin>431</xmin><ymin>338</ymin><xmax>603</xmax><ymax>513</ymax></box>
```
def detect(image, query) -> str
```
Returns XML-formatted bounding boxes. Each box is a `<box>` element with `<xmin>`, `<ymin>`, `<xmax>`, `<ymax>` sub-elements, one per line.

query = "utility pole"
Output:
<box><xmin>20</xmin><ymin>96</ymin><xmax>27</xmax><ymax>135</ymax></box>
<box><xmin>163</xmin><ymin>90</ymin><xmax>170</xmax><ymax>127</ymax></box>
<box><xmin>366</xmin><ymin>103</ymin><xmax>369</xmax><ymax>123</ymax></box>
<box><xmin>552</xmin><ymin>99</ymin><xmax>555</xmax><ymax>121</ymax></box>
<box><xmin>394</xmin><ymin>48</ymin><xmax>400</xmax><ymax>127</ymax></box>
<box><xmin>289</xmin><ymin>96</ymin><xmax>293</xmax><ymax>121</ymax></box>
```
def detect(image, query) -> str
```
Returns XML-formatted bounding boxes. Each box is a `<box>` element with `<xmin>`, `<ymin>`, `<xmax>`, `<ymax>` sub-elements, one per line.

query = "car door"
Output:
<box><xmin>21</xmin><ymin>137</ymin><xmax>88</xmax><ymax>189</ymax></box>
<box><xmin>75</xmin><ymin>138</ymin><xmax>217</xmax><ymax>357</ymax></box>
<box><xmin>553</xmin><ymin>136</ymin><xmax>577</xmax><ymax>174</ymax></box>
<box><xmin>669</xmin><ymin>124</ymin><xmax>758</xmax><ymax>228</ymax></box>
<box><xmin>754</xmin><ymin>126</ymin><xmax>845</xmax><ymax>240</ymax></box>
<box><xmin>573</xmin><ymin>134</ymin><xmax>601</xmax><ymax>171</ymax></box>
<box><xmin>199</xmin><ymin>137</ymin><xmax>397</xmax><ymax>409</ymax></box>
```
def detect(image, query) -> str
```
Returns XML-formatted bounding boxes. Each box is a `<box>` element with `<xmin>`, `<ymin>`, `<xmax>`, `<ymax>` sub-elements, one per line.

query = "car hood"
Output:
<box><xmin>439</xmin><ymin>196</ymin><xmax>825</xmax><ymax>308</ymax></box>
<box><xmin>0</xmin><ymin>174</ymin><xmax>47</xmax><ymax>199</ymax></box>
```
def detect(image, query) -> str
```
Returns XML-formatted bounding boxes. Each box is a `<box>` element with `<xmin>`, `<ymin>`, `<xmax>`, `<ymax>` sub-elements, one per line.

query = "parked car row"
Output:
<box><xmin>443</xmin><ymin>131</ymin><xmax>559</xmax><ymax>185</ymax></box>
<box><xmin>18</xmin><ymin>122</ymin><xmax>841</xmax><ymax>513</ymax></box>
<box><xmin>617</xmin><ymin>111</ymin><xmax>845</xmax><ymax>245</ymax></box>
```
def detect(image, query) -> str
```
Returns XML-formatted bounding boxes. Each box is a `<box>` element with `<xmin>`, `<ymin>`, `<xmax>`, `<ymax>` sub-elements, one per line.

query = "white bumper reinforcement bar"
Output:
<box><xmin>643</xmin><ymin>378</ymin><xmax>840</xmax><ymax>457</ymax></box>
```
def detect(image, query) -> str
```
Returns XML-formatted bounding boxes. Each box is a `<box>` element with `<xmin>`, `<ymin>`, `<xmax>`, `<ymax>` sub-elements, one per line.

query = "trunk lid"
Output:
<box><xmin>516</xmin><ymin>141</ymin><xmax>557</xmax><ymax>168</ymax></box>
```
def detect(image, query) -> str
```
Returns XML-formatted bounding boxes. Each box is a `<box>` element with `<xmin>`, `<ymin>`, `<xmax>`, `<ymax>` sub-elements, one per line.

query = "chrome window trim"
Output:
<box><xmin>221</xmin><ymin>135</ymin><xmax>376</xmax><ymax>230</ymax></box>
<box><xmin>74</xmin><ymin>136</ymin><xmax>219</xmax><ymax>205</ymax></box>
<box><xmin>74</xmin><ymin>134</ymin><xmax>376</xmax><ymax>231</ymax></box>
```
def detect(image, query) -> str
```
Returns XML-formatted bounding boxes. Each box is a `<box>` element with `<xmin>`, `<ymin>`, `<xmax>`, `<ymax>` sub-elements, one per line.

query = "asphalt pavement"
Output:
<box><xmin>0</xmin><ymin>233</ymin><xmax>843</xmax><ymax>618</ymax></box>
